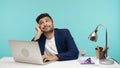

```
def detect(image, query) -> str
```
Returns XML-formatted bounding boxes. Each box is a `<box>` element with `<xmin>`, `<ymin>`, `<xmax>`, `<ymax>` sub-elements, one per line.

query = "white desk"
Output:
<box><xmin>0</xmin><ymin>57</ymin><xmax>120</xmax><ymax>68</ymax></box>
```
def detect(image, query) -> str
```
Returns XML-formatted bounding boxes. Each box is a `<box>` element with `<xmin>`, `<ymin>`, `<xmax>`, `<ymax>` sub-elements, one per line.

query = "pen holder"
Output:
<box><xmin>95</xmin><ymin>46</ymin><xmax>106</xmax><ymax>60</ymax></box>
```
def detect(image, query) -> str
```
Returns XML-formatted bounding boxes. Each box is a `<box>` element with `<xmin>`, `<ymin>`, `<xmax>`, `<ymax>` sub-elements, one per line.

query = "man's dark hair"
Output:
<box><xmin>36</xmin><ymin>13</ymin><xmax>53</xmax><ymax>23</ymax></box>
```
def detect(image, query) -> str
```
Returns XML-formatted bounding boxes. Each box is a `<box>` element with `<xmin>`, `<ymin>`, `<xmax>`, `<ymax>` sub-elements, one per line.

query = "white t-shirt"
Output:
<box><xmin>44</xmin><ymin>36</ymin><xmax>58</xmax><ymax>55</ymax></box>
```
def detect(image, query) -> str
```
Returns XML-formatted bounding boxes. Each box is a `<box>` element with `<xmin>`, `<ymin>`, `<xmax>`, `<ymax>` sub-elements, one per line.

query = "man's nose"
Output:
<box><xmin>43</xmin><ymin>22</ymin><xmax>47</xmax><ymax>26</ymax></box>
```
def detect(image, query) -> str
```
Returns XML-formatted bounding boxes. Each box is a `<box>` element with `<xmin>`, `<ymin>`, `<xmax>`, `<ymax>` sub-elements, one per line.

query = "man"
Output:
<box><xmin>32</xmin><ymin>13</ymin><xmax>79</xmax><ymax>62</ymax></box>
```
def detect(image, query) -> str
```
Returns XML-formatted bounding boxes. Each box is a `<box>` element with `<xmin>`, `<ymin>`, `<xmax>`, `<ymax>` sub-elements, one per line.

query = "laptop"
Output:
<box><xmin>8</xmin><ymin>40</ymin><xmax>44</xmax><ymax>65</ymax></box>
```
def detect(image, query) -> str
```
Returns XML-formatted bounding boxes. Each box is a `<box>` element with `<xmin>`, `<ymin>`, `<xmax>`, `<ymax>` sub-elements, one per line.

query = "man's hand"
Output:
<box><xmin>33</xmin><ymin>24</ymin><xmax>43</xmax><ymax>41</ymax></box>
<box><xmin>35</xmin><ymin>24</ymin><xmax>42</xmax><ymax>32</ymax></box>
<box><xmin>42</xmin><ymin>55</ymin><xmax>59</xmax><ymax>62</ymax></box>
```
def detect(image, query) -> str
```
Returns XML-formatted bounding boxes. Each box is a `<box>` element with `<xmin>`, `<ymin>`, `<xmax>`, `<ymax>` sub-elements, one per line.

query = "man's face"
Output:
<box><xmin>38</xmin><ymin>17</ymin><xmax>54</xmax><ymax>33</ymax></box>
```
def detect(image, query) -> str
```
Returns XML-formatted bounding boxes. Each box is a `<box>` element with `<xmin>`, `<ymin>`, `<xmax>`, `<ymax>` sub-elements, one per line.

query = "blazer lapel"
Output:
<box><xmin>54</xmin><ymin>30</ymin><xmax>62</xmax><ymax>53</ymax></box>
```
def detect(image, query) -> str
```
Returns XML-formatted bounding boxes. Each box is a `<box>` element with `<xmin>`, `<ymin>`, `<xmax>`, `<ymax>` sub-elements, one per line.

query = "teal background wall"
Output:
<box><xmin>0</xmin><ymin>0</ymin><xmax>120</xmax><ymax>63</ymax></box>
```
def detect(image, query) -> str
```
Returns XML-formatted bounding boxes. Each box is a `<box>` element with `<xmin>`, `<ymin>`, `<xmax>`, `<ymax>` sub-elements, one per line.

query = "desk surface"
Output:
<box><xmin>0</xmin><ymin>57</ymin><xmax>120</xmax><ymax>68</ymax></box>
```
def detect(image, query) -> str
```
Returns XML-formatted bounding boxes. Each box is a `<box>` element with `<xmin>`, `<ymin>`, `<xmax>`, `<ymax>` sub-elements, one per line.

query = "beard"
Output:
<box><xmin>42</xmin><ymin>27</ymin><xmax>54</xmax><ymax>34</ymax></box>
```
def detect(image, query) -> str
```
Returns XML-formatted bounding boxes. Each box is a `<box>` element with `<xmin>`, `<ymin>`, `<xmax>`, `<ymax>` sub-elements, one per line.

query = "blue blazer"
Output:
<box><xmin>35</xmin><ymin>28</ymin><xmax>79</xmax><ymax>61</ymax></box>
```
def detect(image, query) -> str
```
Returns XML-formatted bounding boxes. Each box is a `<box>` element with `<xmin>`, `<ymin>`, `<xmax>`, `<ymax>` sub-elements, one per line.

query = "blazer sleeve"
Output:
<box><xmin>56</xmin><ymin>29</ymin><xmax>79</xmax><ymax>61</ymax></box>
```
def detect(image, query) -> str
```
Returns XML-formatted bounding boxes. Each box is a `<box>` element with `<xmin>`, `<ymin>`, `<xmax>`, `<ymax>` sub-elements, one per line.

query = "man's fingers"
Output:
<box><xmin>43</xmin><ymin>58</ymin><xmax>49</xmax><ymax>62</ymax></box>
<box><xmin>42</xmin><ymin>55</ymin><xmax>45</xmax><ymax>59</ymax></box>
<box><xmin>42</xmin><ymin>55</ymin><xmax>48</xmax><ymax>62</ymax></box>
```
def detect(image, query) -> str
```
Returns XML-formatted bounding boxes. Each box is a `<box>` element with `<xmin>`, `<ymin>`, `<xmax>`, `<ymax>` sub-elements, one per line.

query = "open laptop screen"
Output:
<box><xmin>8</xmin><ymin>40</ymin><xmax>44</xmax><ymax>64</ymax></box>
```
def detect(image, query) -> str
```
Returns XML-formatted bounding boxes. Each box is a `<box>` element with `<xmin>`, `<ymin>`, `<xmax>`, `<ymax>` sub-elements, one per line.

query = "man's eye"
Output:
<box><xmin>40</xmin><ymin>22</ymin><xmax>43</xmax><ymax>25</ymax></box>
<box><xmin>46</xmin><ymin>20</ymin><xmax>48</xmax><ymax>22</ymax></box>
<box><xmin>46</xmin><ymin>19</ymin><xmax>50</xmax><ymax>22</ymax></box>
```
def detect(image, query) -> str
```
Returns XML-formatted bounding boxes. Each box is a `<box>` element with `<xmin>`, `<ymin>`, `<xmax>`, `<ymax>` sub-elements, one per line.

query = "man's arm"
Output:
<box><xmin>33</xmin><ymin>24</ymin><xmax>43</xmax><ymax>41</ymax></box>
<box><xmin>42</xmin><ymin>55</ymin><xmax>59</xmax><ymax>62</ymax></box>
<box><xmin>56</xmin><ymin>29</ymin><xmax>79</xmax><ymax>61</ymax></box>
